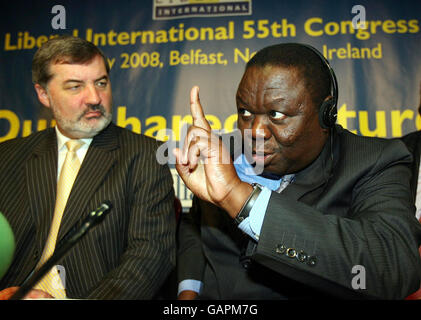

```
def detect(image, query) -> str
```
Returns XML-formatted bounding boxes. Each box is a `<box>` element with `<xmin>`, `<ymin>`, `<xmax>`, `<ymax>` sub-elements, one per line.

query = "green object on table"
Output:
<box><xmin>0</xmin><ymin>212</ymin><xmax>15</xmax><ymax>280</ymax></box>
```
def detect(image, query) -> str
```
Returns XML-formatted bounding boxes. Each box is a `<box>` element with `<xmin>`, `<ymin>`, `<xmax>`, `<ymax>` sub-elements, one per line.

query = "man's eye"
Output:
<box><xmin>269</xmin><ymin>110</ymin><xmax>286</xmax><ymax>120</ymax></box>
<box><xmin>67</xmin><ymin>85</ymin><xmax>80</xmax><ymax>91</ymax></box>
<box><xmin>238</xmin><ymin>108</ymin><xmax>252</xmax><ymax>117</ymax></box>
<box><xmin>96</xmin><ymin>81</ymin><xmax>107</xmax><ymax>88</ymax></box>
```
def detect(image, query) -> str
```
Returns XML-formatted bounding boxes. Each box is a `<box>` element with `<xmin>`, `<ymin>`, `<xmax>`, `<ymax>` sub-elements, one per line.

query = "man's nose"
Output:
<box><xmin>252</xmin><ymin>116</ymin><xmax>271</xmax><ymax>140</ymax></box>
<box><xmin>85</xmin><ymin>85</ymin><xmax>101</xmax><ymax>106</ymax></box>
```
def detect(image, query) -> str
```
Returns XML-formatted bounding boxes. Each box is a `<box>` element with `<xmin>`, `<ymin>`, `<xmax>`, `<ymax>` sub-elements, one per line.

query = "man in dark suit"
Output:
<box><xmin>401</xmin><ymin>82</ymin><xmax>421</xmax><ymax>204</ymax></box>
<box><xmin>400</xmin><ymin>81</ymin><xmax>421</xmax><ymax>299</ymax></box>
<box><xmin>174</xmin><ymin>43</ymin><xmax>421</xmax><ymax>299</ymax></box>
<box><xmin>0</xmin><ymin>36</ymin><xmax>175</xmax><ymax>299</ymax></box>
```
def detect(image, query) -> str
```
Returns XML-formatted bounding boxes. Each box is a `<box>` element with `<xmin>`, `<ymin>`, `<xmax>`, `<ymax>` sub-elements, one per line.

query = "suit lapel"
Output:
<box><xmin>57</xmin><ymin>124</ymin><xmax>120</xmax><ymax>241</ymax></box>
<box><xmin>25</xmin><ymin>129</ymin><xmax>58</xmax><ymax>249</ymax></box>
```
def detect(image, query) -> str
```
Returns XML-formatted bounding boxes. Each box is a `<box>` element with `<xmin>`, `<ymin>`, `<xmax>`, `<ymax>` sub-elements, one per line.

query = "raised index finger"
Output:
<box><xmin>190</xmin><ymin>86</ymin><xmax>211</xmax><ymax>131</ymax></box>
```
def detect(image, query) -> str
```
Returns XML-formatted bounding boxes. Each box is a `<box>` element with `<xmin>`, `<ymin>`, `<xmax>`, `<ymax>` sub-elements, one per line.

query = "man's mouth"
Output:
<box><xmin>251</xmin><ymin>150</ymin><xmax>274</xmax><ymax>163</ymax></box>
<box><xmin>82</xmin><ymin>105</ymin><xmax>105</xmax><ymax>119</ymax></box>
<box><xmin>84</xmin><ymin>110</ymin><xmax>103</xmax><ymax>118</ymax></box>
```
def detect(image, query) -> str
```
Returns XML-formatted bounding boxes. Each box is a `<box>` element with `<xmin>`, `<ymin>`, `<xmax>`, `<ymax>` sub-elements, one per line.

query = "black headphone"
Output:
<box><xmin>298</xmin><ymin>43</ymin><xmax>339</xmax><ymax>129</ymax></box>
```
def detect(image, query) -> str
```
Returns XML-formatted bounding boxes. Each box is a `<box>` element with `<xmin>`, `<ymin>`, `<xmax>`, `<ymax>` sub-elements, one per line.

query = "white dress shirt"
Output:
<box><xmin>55</xmin><ymin>127</ymin><xmax>92</xmax><ymax>180</ymax></box>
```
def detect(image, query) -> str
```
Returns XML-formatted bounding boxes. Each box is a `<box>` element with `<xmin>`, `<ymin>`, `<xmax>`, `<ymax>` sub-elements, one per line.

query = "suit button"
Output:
<box><xmin>296</xmin><ymin>250</ymin><xmax>307</xmax><ymax>263</ymax></box>
<box><xmin>276</xmin><ymin>244</ymin><xmax>286</xmax><ymax>254</ymax></box>
<box><xmin>307</xmin><ymin>256</ymin><xmax>317</xmax><ymax>267</ymax></box>
<box><xmin>33</xmin><ymin>250</ymin><xmax>39</xmax><ymax>261</ymax></box>
<box><xmin>286</xmin><ymin>248</ymin><xmax>297</xmax><ymax>258</ymax></box>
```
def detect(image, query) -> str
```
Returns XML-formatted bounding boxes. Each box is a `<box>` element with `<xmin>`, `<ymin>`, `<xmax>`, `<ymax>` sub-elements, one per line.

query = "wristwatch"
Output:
<box><xmin>234</xmin><ymin>183</ymin><xmax>262</xmax><ymax>225</ymax></box>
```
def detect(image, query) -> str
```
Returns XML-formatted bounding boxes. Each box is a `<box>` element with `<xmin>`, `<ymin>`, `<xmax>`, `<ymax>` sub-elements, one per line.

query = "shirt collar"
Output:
<box><xmin>233</xmin><ymin>153</ymin><xmax>294</xmax><ymax>192</ymax></box>
<box><xmin>55</xmin><ymin>126</ymin><xmax>93</xmax><ymax>151</ymax></box>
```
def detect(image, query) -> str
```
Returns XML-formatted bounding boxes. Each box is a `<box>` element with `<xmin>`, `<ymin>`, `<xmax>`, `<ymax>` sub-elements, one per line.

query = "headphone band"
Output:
<box><xmin>284</xmin><ymin>43</ymin><xmax>338</xmax><ymax>128</ymax></box>
<box><xmin>298</xmin><ymin>43</ymin><xmax>338</xmax><ymax>111</ymax></box>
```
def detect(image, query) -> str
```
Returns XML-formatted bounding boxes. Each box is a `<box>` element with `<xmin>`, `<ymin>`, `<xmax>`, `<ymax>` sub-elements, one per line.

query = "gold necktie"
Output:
<box><xmin>34</xmin><ymin>140</ymin><xmax>84</xmax><ymax>298</ymax></box>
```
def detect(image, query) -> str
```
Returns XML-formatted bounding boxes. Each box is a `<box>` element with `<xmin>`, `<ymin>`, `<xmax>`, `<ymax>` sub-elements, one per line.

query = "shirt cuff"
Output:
<box><xmin>238</xmin><ymin>186</ymin><xmax>271</xmax><ymax>240</ymax></box>
<box><xmin>178</xmin><ymin>279</ymin><xmax>203</xmax><ymax>296</ymax></box>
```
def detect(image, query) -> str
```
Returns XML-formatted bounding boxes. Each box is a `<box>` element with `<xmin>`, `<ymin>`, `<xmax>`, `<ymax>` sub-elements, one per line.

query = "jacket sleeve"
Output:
<box><xmin>252</xmin><ymin>139</ymin><xmax>421</xmax><ymax>299</ymax></box>
<box><xmin>85</xmin><ymin>145</ymin><xmax>176</xmax><ymax>299</ymax></box>
<box><xmin>177</xmin><ymin>196</ymin><xmax>207</xmax><ymax>287</ymax></box>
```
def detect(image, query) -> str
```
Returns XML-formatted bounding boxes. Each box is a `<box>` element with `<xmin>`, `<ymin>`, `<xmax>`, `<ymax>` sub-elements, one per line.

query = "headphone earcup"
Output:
<box><xmin>319</xmin><ymin>99</ymin><xmax>337</xmax><ymax>129</ymax></box>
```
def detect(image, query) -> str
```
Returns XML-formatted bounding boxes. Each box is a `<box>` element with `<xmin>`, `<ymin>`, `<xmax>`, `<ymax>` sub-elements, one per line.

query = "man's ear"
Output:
<box><xmin>34</xmin><ymin>84</ymin><xmax>51</xmax><ymax>108</ymax></box>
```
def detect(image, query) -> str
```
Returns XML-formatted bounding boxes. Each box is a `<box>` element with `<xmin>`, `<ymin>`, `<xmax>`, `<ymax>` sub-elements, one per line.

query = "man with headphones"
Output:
<box><xmin>174</xmin><ymin>43</ymin><xmax>421</xmax><ymax>299</ymax></box>
<box><xmin>400</xmin><ymin>81</ymin><xmax>421</xmax><ymax>299</ymax></box>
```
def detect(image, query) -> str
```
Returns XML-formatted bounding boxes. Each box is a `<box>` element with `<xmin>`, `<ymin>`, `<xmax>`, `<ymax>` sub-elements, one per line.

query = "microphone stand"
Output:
<box><xmin>10</xmin><ymin>202</ymin><xmax>112</xmax><ymax>300</ymax></box>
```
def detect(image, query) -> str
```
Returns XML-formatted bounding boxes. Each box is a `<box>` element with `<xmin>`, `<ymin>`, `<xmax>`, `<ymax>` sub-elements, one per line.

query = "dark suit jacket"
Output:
<box><xmin>0</xmin><ymin>123</ymin><xmax>176</xmax><ymax>299</ymax></box>
<box><xmin>401</xmin><ymin>130</ymin><xmax>421</xmax><ymax>300</ymax></box>
<box><xmin>400</xmin><ymin>130</ymin><xmax>421</xmax><ymax>200</ymax></box>
<box><xmin>177</xmin><ymin>125</ymin><xmax>421</xmax><ymax>299</ymax></box>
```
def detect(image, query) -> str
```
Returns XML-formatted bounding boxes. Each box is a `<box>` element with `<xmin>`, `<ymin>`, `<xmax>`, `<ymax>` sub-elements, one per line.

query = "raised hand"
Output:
<box><xmin>173</xmin><ymin>86</ymin><xmax>252</xmax><ymax>218</ymax></box>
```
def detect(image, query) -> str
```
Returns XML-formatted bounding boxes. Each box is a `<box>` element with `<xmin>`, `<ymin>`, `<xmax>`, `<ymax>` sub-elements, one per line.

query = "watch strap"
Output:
<box><xmin>234</xmin><ymin>183</ymin><xmax>262</xmax><ymax>225</ymax></box>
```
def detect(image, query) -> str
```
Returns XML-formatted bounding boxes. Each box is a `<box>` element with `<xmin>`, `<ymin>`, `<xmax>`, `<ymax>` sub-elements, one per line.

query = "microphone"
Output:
<box><xmin>0</xmin><ymin>212</ymin><xmax>15</xmax><ymax>280</ymax></box>
<box><xmin>55</xmin><ymin>201</ymin><xmax>112</xmax><ymax>252</ymax></box>
<box><xmin>10</xmin><ymin>201</ymin><xmax>112</xmax><ymax>300</ymax></box>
